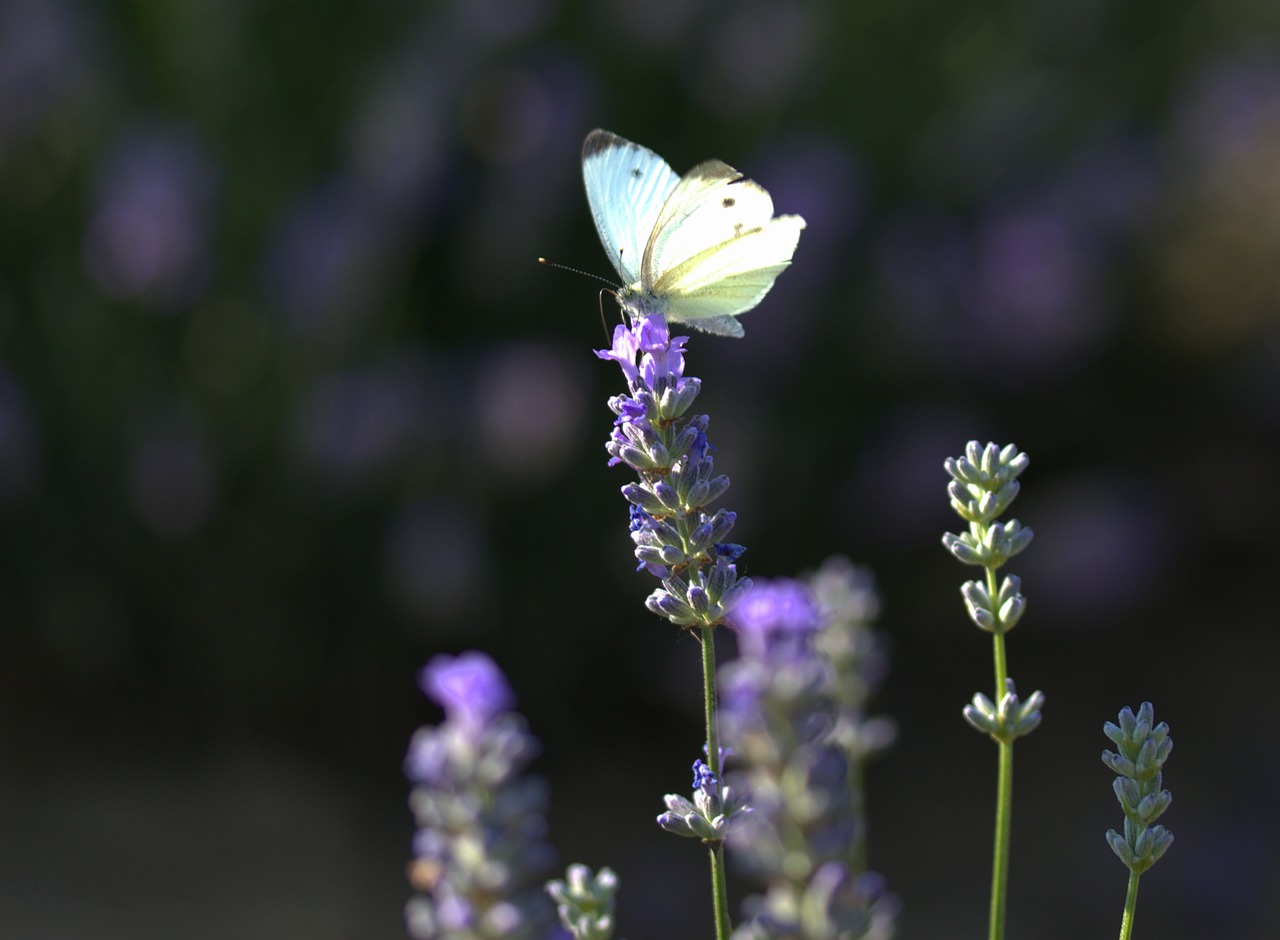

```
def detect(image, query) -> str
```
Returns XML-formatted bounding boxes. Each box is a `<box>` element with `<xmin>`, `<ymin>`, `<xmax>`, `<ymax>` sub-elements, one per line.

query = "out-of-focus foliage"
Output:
<box><xmin>1</xmin><ymin>0</ymin><xmax>1278</xmax><ymax>938</ymax></box>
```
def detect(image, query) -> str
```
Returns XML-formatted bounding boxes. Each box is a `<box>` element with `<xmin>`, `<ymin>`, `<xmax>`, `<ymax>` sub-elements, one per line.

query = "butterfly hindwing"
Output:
<box><xmin>582</xmin><ymin>129</ymin><xmax>680</xmax><ymax>287</ymax></box>
<box><xmin>652</xmin><ymin>218</ymin><xmax>805</xmax><ymax>331</ymax></box>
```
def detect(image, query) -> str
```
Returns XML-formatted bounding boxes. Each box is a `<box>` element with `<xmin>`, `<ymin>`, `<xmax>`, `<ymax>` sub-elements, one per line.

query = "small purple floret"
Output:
<box><xmin>419</xmin><ymin>651</ymin><xmax>513</xmax><ymax>731</ymax></box>
<box><xmin>730</xmin><ymin>578</ymin><xmax>822</xmax><ymax>661</ymax></box>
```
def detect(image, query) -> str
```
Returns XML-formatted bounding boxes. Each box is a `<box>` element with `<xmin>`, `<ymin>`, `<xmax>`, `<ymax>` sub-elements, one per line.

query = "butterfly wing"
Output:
<box><xmin>642</xmin><ymin>159</ymin><xmax>805</xmax><ymax>334</ymax></box>
<box><xmin>582</xmin><ymin>129</ymin><xmax>681</xmax><ymax>287</ymax></box>
<box><xmin>649</xmin><ymin>219</ymin><xmax>807</xmax><ymax>336</ymax></box>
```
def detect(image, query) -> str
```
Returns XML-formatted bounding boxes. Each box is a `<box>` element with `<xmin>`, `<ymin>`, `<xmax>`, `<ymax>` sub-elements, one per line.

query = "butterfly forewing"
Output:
<box><xmin>582</xmin><ymin>130</ymin><xmax>680</xmax><ymax>287</ymax></box>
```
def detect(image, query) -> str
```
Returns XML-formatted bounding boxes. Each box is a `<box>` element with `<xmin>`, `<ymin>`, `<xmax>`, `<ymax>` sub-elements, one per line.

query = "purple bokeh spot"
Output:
<box><xmin>263</xmin><ymin>178</ymin><xmax>389</xmax><ymax>339</ymax></box>
<box><xmin>975</xmin><ymin>205</ymin><xmax>1081</xmax><ymax>320</ymax></box>
<box><xmin>82</xmin><ymin>125</ymin><xmax>217</xmax><ymax>309</ymax></box>
<box><xmin>1174</xmin><ymin>50</ymin><xmax>1280</xmax><ymax>167</ymax></box>
<box><xmin>0</xmin><ymin>0</ymin><xmax>85</xmax><ymax>149</ymax></box>
<box><xmin>474</xmin><ymin>342</ymin><xmax>586</xmax><ymax>483</ymax></box>
<box><xmin>294</xmin><ymin>362</ymin><xmax>433</xmax><ymax>488</ymax></box>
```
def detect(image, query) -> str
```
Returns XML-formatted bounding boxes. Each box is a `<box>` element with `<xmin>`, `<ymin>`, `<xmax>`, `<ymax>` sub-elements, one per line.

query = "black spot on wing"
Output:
<box><xmin>722</xmin><ymin>197</ymin><xmax>736</xmax><ymax>208</ymax></box>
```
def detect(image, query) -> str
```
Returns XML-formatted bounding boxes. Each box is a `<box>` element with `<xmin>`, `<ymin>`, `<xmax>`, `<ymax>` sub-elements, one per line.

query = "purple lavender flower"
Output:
<box><xmin>597</xmin><ymin>313</ymin><xmax>750</xmax><ymax>628</ymax></box>
<box><xmin>731</xmin><ymin>576</ymin><xmax>821</xmax><ymax>661</ymax></box>
<box><xmin>405</xmin><ymin>652</ymin><xmax>554</xmax><ymax>940</ymax></box>
<box><xmin>419</xmin><ymin>651</ymin><xmax>515</xmax><ymax>732</ymax></box>
<box><xmin>721</xmin><ymin>568</ymin><xmax>898</xmax><ymax>940</ymax></box>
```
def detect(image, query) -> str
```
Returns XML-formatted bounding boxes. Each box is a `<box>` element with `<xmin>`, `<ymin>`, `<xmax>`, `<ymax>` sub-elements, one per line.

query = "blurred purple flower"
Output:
<box><xmin>419</xmin><ymin>651</ymin><xmax>514</xmax><ymax>732</ymax></box>
<box><xmin>1058</xmin><ymin>131</ymin><xmax>1163</xmax><ymax>242</ymax></box>
<box><xmin>405</xmin><ymin>650</ymin><xmax>553</xmax><ymax>940</ymax></box>
<box><xmin>1174</xmin><ymin>49</ymin><xmax>1280</xmax><ymax>168</ymax></box>
<box><xmin>968</xmin><ymin>197</ymin><xmax>1110</xmax><ymax>374</ymax></box>
<box><xmin>295</xmin><ymin>363</ymin><xmax>432</xmax><ymax>488</ymax></box>
<box><xmin>729</xmin><ymin>577</ymin><xmax>822</xmax><ymax>662</ymax></box>
<box><xmin>262</xmin><ymin>178</ymin><xmax>390</xmax><ymax>340</ymax></box>
<box><xmin>474</xmin><ymin>342</ymin><xmax>586</xmax><ymax>484</ymax></box>
<box><xmin>0</xmin><ymin>0</ymin><xmax>85</xmax><ymax>151</ymax></box>
<box><xmin>82</xmin><ymin>124</ymin><xmax>217</xmax><ymax>309</ymax></box>
<box><xmin>876</xmin><ymin>195</ymin><xmax>1109</xmax><ymax>381</ymax></box>
<box><xmin>975</xmin><ymin>203</ymin><xmax>1083</xmax><ymax>322</ymax></box>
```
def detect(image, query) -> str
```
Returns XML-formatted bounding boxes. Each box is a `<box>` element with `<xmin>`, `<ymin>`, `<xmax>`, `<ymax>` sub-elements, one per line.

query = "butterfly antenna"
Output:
<box><xmin>537</xmin><ymin>257</ymin><xmax>617</xmax><ymax>287</ymax></box>
<box><xmin>537</xmin><ymin>259</ymin><xmax>623</xmax><ymax>340</ymax></box>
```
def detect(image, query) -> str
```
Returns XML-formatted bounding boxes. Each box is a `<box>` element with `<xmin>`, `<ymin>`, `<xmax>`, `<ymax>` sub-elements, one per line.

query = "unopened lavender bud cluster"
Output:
<box><xmin>1103</xmin><ymin>703</ymin><xmax>1174</xmax><ymax>874</ymax></box>
<box><xmin>658</xmin><ymin>755</ymin><xmax>748</xmax><ymax>842</ymax></box>
<box><xmin>546</xmin><ymin>864</ymin><xmax>621</xmax><ymax>940</ymax></box>
<box><xmin>720</xmin><ymin>563</ymin><xmax>897</xmax><ymax>940</ymax></box>
<box><xmin>598</xmin><ymin>313</ymin><xmax>750</xmax><ymax>627</ymax></box>
<box><xmin>964</xmin><ymin>677</ymin><xmax>1046</xmax><ymax>744</ymax></box>
<box><xmin>405</xmin><ymin>652</ymin><xmax>555</xmax><ymax>940</ymax></box>
<box><xmin>942</xmin><ymin>441</ymin><xmax>1032</xmax><ymax>634</ymax></box>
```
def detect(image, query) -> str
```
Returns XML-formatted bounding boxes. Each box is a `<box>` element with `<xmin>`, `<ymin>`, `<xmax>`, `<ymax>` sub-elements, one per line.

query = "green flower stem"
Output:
<box><xmin>989</xmin><ymin>736</ymin><xmax>1013</xmax><ymax>940</ymax></box>
<box><xmin>700</xmin><ymin>624</ymin><xmax>731</xmax><ymax>940</ymax></box>
<box><xmin>989</xmin><ymin>568</ymin><xmax>1008</xmax><ymax>692</ymax></box>
<box><xmin>987</xmin><ymin>565</ymin><xmax>1011</xmax><ymax>940</ymax></box>
<box><xmin>710</xmin><ymin>841</ymin><xmax>731</xmax><ymax>940</ymax></box>
<box><xmin>1118</xmin><ymin>869</ymin><xmax>1140</xmax><ymax>940</ymax></box>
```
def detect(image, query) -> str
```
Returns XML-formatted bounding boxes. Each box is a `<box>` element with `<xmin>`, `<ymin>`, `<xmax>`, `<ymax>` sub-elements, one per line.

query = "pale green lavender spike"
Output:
<box><xmin>547</xmin><ymin>865</ymin><xmax>621</xmax><ymax>940</ymax></box>
<box><xmin>1103</xmin><ymin>702</ymin><xmax>1175</xmax><ymax>874</ymax></box>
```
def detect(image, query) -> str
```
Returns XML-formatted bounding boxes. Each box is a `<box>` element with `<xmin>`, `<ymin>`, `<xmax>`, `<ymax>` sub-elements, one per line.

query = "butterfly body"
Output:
<box><xmin>582</xmin><ymin>129</ymin><xmax>805</xmax><ymax>338</ymax></box>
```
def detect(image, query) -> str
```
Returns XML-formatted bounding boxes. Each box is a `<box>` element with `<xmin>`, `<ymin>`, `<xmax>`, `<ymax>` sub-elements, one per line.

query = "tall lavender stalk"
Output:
<box><xmin>942</xmin><ymin>442</ymin><xmax>1043</xmax><ymax>940</ymax></box>
<box><xmin>720</xmin><ymin>562</ymin><xmax>897</xmax><ymax>940</ymax></box>
<box><xmin>404</xmin><ymin>652</ymin><xmax>555</xmax><ymax>940</ymax></box>
<box><xmin>598</xmin><ymin>311</ymin><xmax>751</xmax><ymax>939</ymax></box>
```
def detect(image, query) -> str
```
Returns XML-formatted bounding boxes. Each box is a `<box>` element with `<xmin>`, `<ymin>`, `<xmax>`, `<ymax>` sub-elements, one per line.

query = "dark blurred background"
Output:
<box><xmin>2</xmin><ymin>0</ymin><xmax>1278</xmax><ymax>937</ymax></box>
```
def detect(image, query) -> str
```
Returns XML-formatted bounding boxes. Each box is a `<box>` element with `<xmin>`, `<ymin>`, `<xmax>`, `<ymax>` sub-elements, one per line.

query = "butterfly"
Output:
<box><xmin>581</xmin><ymin>129</ymin><xmax>806</xmax><ymax>338</ymax></box>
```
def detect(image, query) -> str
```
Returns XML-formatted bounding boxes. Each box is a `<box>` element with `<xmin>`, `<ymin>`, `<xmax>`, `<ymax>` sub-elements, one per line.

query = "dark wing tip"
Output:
<box><xmin>583</xmin><ymin>128</ymin><xmax>628</xmax><ymax>160</ymax></box>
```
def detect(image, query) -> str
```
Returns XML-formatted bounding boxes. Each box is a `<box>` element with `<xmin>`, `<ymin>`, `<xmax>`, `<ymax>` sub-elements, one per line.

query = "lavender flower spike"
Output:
<box><xmin>721</xmin><ymin>571</ymin><xmax>898</xmax><ymax>940</ymax></box>
<box><xmin>405</xmin><ymin>652</ymin><xmax>555</xmax><ymax>940</ymax></box>
<box><xmin>597</xmin><ymin>313</ymin><xmax>750</xmax><ymax>628</ymax></box>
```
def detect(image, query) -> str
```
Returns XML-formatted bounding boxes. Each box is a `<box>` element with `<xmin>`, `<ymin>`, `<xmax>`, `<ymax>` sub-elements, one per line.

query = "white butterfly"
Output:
<box><xmin>581</xmin><ymin>129</ymin><xmax>806</xmax><ymax>338</ymax></box>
